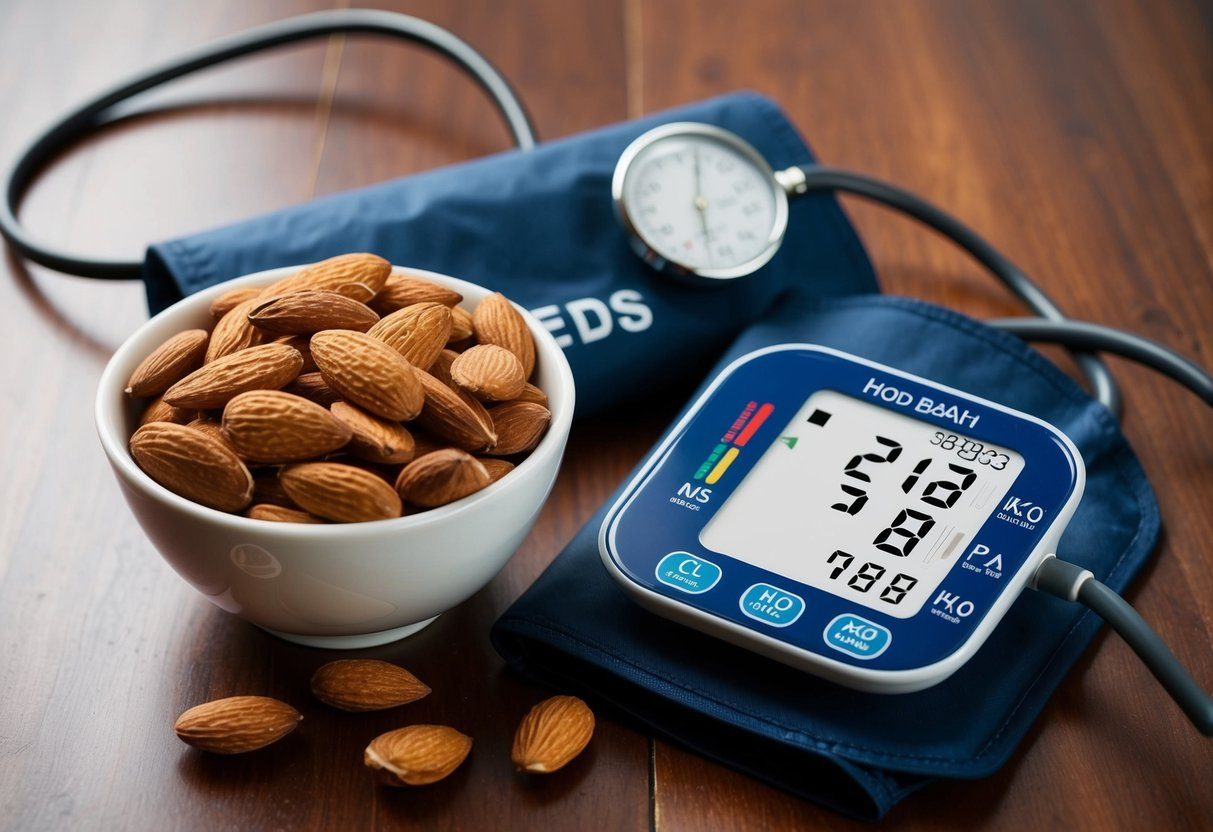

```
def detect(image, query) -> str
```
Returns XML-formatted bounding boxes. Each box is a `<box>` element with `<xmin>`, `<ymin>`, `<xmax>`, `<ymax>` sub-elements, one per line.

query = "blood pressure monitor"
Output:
<box><xmin>599</xmin><ymin>345</ymin><xmax>1086</xmax><ymax>693</ymax></box>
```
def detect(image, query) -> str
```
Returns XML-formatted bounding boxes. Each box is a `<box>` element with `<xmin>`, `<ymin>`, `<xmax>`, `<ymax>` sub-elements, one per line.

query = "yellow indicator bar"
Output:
<box><xmin>705</xmin><ymin>447</ymin><xmax>741</xmax><ymax>485</ymax></box>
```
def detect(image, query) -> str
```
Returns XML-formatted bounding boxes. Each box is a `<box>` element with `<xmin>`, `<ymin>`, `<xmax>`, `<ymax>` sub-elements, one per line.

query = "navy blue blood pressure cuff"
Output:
<box><xmin>491</xmin><ymin>294</ymin><xmax>1160</xmax><ymax>820</ymax></box>
<box><xmin>141</xmin><ymin>92</ymin><xmax>877</xmax><ymax>417</ymax></box>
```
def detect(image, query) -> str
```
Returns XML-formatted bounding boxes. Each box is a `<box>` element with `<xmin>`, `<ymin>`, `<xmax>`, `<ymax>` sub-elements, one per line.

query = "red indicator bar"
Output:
<box><xmin>734</xmin><ymin>402</ymin><xmax>774</xmax><ymax>447</ymax></box>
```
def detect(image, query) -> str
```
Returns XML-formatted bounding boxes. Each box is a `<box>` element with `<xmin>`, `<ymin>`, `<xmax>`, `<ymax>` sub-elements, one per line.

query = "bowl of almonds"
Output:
<box><xmin>95</xmin><ymin>254</ymin><xmax>574</xmax><ymax>648</ymax></box>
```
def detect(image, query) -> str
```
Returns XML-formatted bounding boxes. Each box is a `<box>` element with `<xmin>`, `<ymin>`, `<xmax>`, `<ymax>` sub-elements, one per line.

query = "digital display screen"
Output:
<box><xmin>700</xmin><ymin>389</ymin><xmax>1025</xmax><ymax>618</ymax></box>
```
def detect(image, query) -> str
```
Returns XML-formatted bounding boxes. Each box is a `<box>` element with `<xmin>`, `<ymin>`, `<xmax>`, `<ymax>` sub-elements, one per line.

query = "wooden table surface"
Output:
<box><xmin>2</xmin><ymin>1</ymin><xmax>1210</xmax><ymax>829</ymax></box>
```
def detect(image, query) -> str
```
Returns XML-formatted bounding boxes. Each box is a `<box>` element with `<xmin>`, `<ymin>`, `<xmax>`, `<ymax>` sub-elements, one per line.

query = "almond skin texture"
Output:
<box><xmin>258</xmin><ymin>252</ymin><xmax>391</xmax><ymax>303</ymax></box>
<box><xmin>330</xmin><ymin>400</ymin><xmax>415</xmax><ymax>465</ymax></box>
<box><xmin>283</xmin><ymin>371</ymin><xmax>341</xmax><ymax>407</ymax></box>
<box><xmin>370</xmin><ymin>273</ymin><xmax>463</xmax><ymax>314</ymax></box>
<box><xmin>209</xmin><ymin>284</ymin><xmax>263</xmax><ymax>318</ymax></box>
<box><xmin>413</xmin><ymin>370</ymin><xmax>496</xmax><ymax>451</ymax></box>
<box><xmin>164</xmin><ymin>343</ymin><xmax>303</xmax><ymax>410</ymax></box>
<box><xmin>310</xmin><ymin>330</ymin><xmax>424</xmax><ymax>421</ymax></box>
<box><xmin>174</xmin><ymin>696</ymin><xmax>302</xmax><ymax>754</ymax></box>
<box><xmin>450</xmin><ymin>344</ymin><xmax>527</xmax><ymax>402</ymax></box>
<box><xmin>478</xmin><ymin>457</ymin><xmax>515</xmax><ymax>484</ymax></box>
<box><xmin>472</xmin><ymin>292</ymin><xmax>535</xmax><ymax>377</ymax></box>
<box><xmin>311</xmin><ymin>659</ymin><xmax>431</xmax><ymax>711</ymax></box>
<box><xmin>280</xmin><ymin>461</ymin><xmax>402</xmax><ymax>522</ymax></box>
<box><xmin>447</xmin><ymin>305</ymin><xmax>475</xmax><ymax>343</ymax></box>
<box><xmin>129</xmin><ymin>422</ymin><xmax>254</xmax><ymax>512</ymax></box>
<box><xmin>364</xmin><ymin>725</ymin><xmax>472</xmax><ymax>787</ymax></box>
<box><xmin>486</xmin><ymin>401</ymin><xmax>551</xmax><ymax>456</ymax></box>
<box><xmin>137</xmin><ymin>395</ymin><xmax>195</xmax><ymax>427</ymax></box>
<box><xmin>249</xmin><ymin>289</ymin><xmax>380</xmax><ymax>335</ymax></box>
<box><xmin>512</xmin><ymin>695</ymin><xmax>595</xmax><ymax>773</ymax></box>
<box><xmin>221</xmin><ymin>390</ymin><xmax>353</xmax><ymax>462</ymax></box>
<box><xmin>366</xmin><ymin>302</ymin><xmax>452</xmax><ymax>372</ymax></box>
<box><xmin>205</xmin><ymin>297</ymin><xmax>265</xmax><ymax>363</ymax></box>
<box><xmin>395</xmin><ymin>448</ymin><xmax>491</xmax><ymax>508</ymax></box>
<box><xmin>126</xmin><ymin>329</ymin><xmax>209</xmax><ymax>398</ymax></box>
<box><xmin>246</xmin><ymin>503</ymin><xmax>326</xmax><ymax>523</ymax></box>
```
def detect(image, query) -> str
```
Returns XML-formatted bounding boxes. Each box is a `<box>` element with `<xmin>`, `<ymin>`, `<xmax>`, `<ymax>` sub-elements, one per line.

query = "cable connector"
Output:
<box><xmin>1031</xmin><ymin>555</ymin><xmax>1213</xmax><ymax>736</ymax></box>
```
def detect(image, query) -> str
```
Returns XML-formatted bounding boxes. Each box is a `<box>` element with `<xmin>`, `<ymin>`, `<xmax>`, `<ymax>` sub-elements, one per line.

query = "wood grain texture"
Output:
<box><xmin>0</xmin><ymin>0</ymin><xmax>1208</xmax><ymax>830</ymax></box>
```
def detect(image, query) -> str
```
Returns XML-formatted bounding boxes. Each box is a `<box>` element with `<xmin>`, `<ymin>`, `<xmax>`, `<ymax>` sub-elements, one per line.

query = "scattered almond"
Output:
<box><xmin>125</xmin><ymin>329</ymin><xmax>208</xmax><ymax>398</ymax></box>
<box><xmin>364</xmin><ymin>725</ymin><xmax>472</xmax><ymax>786</ymax></box>
<box><xmin>473</xmin><ymin>292</ymin><xmax>535</xmax><ymax>377</ymax></box>
<box><xmin>450</xmin><ymin>344</ymin><xmax>526</xmax><ymax>402</ymax></box>
<box><xmin>310</xmin><ymin>659</ymin><xmax>431</xmax><ymax>711</ymax></box>
<box><xmin>310</xmin><ymin>330</ymin><xmax>424</xmax><ymax>421</ymax></box>
<box><xmin>174</xmin><ymin>695</ymin><xmax>302</xmax><ymax>754</ymax></box>
<box><xmin>395</xmin><ymin>448</ymin><xmax>491</xmax><ymax>508</ymax></box>
<box><xmin>282</xmin><ymin>371</ymin><xmax>341</xmax><ymax>407</ymax></box>
<box><xmin>511</xmin><ymin>695</ymin><xmax>594</xmax><ymax>774</ymax></box>
<box><xmin>164</xmin><ymin>343</ymin><xmax>304</xmax><ymax>410</ymax></box>
<box><xmin>249</xmin><ymin>289</ymin><xmax>380</xmax><ymax>335</ymax></box>
<box><xmin>280</xmin><ymin>461</ymin><xmax>402</xmax><ymax>522</ymax></box>
<box><xmin>221</xmin><ymin>390</ymin><xmax>353</xmax><ymax>462</ymax></box>
<box><xmin>129</xmin><ymin>422</ymin><xmax>254</xmax><ymax>512</ymax></box>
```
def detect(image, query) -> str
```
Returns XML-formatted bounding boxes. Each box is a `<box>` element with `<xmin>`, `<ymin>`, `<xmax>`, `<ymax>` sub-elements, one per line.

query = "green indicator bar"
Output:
<box><xmin>694</xmin><ymin>443</ymin><xmax>729</xmax><ymax>480</ymax></box>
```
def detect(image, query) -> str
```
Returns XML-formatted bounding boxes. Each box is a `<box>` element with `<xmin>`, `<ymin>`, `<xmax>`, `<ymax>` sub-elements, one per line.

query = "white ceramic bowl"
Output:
<box><xmin>96</xmin><ymin>266</ymin><xmax>574</xmax><ymax>648</ymax></box>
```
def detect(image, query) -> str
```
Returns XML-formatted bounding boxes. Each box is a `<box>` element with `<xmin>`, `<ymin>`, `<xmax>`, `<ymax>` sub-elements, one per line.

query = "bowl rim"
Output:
<box><xmin>94</xmin><ymin>264</ymin><xmax>575</xmax><ymax>537</ymax></box>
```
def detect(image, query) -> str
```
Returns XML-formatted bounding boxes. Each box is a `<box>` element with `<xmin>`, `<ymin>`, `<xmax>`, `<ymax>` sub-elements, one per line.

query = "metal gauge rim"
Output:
<box><xmin>612</xmin><ymin>122</ymin><xmax>789</xmax><ymax>283</ymax></box>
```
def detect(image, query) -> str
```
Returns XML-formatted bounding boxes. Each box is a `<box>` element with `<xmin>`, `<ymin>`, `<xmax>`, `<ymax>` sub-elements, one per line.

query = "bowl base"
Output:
<box><xmin>259</xmin><ymin>615</ymin><xmax>440</xmax><ymax>649</ymax></box>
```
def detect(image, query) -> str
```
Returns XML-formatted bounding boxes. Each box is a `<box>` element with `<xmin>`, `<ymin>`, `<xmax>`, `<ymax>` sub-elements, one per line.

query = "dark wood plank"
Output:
<box><xmin>638</xmin><ymin>0</ymin><xmax>1213</xmax><ymax>828</ymax></box>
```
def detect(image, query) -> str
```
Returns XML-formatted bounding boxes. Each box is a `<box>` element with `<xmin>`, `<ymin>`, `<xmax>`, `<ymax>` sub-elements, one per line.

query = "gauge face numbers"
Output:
<box><xmin>615</xmin><ymin>125</ymin><xmax>788</xmax><ymax>279</ymax></box>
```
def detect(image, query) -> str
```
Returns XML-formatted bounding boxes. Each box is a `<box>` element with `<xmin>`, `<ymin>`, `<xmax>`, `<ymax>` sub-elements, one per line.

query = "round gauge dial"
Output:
<box><xmin>613</xmin><ymin>123</ymin><xmax>789</xmax><ymax>282</ymax></box>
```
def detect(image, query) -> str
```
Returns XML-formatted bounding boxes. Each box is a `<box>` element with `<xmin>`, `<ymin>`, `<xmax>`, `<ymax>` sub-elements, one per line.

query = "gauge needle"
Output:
<box><xmin>692</xmin><ymin>148</ymin><xmax>712</xmax><ymax>264</ymax></box>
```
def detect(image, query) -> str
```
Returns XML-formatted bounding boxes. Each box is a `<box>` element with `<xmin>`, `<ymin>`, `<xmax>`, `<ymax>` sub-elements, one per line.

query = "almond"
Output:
<box><xmin>413</xmin><ymin>370</ymin><xmax>496</xmax><ymax>451</ymax></box>
<box><xmin>511</xmin><ymin>695</ymin><xmax>594</xmax><ymax>773</ymax></box>
<box><xmin>310</xmin><ymin>330</ymin><xmax>424</xmax><ymax>421</ymax></box>
<box><xmin>137</xmin><ymin>395</ymin><xmax>195</xmax><ymax>427</ymax></box>
<box><xmin>259</xmin><ymin>252</ymin><xmax>391</xmax><ymax>303</ymax></box>
<box><xmin>330</xmin><ymin>400</ymin><xmax>415</xmax><ymax>465</ymax></box>
<box><xmin>249</xmin><ymin>289</ymin><xmax>380</xmax><ymax>335</ymax></box>
<box><xmin>221</xmin><ymin>390</ymin><xmax>352</xmax><ymax>462</ymax></box>
<box><xmin>209</xmin><ymin>284</ymin><xmax>263</xmax><ymax>318</ymax></box>
<box><xmin>473</xmin><ymin>292</ymin><xmax>535</xmax><ymax>377</ymax></box>
<box><xmin>274</xmin><ymin>334</ymin><xmax>317</xmax><ymax>373</ymax></box>
<box><xmin>205</xmin><ymin>297</ymin><xmax>265</xmax><ymax>363</ymax></box>
<box><xmin>282</xmin><ymin>371</ymin><xmax>341</xmax><ymax>407</ymax></box>
<box><xmin>310</xmin><ymin>659</ymin><xmax>431</xmax><ymax>711</ymax></box>
<box><xmin>366</xmin><ymin>302</ymin><xmax>452</xmax><ymax>372</ymax></box>
<box><xmin>174</xmin><ymin>695</ymin><xmax>302</xmax><ymax>754</ymax></box>
<box><xmin>126</xmin><ymin>329</ymin><xmax>209</xmax><ymax>398</ymax></box>
<box><xmin>246</xmin><ymin>503</ymin><xmax>325</xmax><ymax>523</ymax></box>
<box><xmin>164</xmin><ymin>343</ymin><xmax>304</xmax><ymax>410</ymax></box>
<box><xmin>477</xmin><ymin>457</ymin><xmax>514</xmax><ymax>484</ymax></box>
<box><xmin>447</xmin><ymin>305</ymin><xmax>475</xmax><ymax>344</ymax></box>
<box><xmin>370</xmin><ymin>273</ymin><xmax>463</xmax><ymax>314</ymax></box>
<box><xmin>485</xmin><ymin>401</ymin><xmax>551</xmax><ymax>456</ymax></box>
<box><xmin>449</xmin><ymin>344</ymin><xmax>526</xmax><ymax>402</ymax></box>
<box><xmin>279</xmin><ymin>461</ymin><xmax>402</xmax><ymax>522</ymax></box>
<box><xmin>513</xmin><ymin>382</ymin><xmax>549</xmax><ymax>408</ymax></box>
<box><xmin>364</xmin><ymin>725</ymin><xmax>472</xmax><ymax>786</ymax></box>
<box><xmin>129</xmin><ymin>422</ymin><xmax>254</xmax><ymax>512</ymax></box>
<box><xmin>394</xmin><ymin>448</ymin><xmax>491</xmax><ymax>508</ymax></box>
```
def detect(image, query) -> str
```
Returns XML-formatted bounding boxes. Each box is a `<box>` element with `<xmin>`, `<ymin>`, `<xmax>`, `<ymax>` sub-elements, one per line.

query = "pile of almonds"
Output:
<box><xmin>124</xmin><ymin>253</ymin><xmax>553</xmax><ymax>522</ymax></box>
<box><xmin>172</xmin><ymin>658</ymin><xmax>595</xmax><ymax>786</ymax></box>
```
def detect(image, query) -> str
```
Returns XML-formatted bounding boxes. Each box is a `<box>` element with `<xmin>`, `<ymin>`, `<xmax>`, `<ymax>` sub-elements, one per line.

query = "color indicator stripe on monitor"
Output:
<box><xmin>705</xmin><ymin>447</ymin><xmax>741</xmax><ymax>485</ymax></box>
<box><xmin>734</xmin><ymin>403</ymin><xmax>774</xmax><ymax>447</ymax></box>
